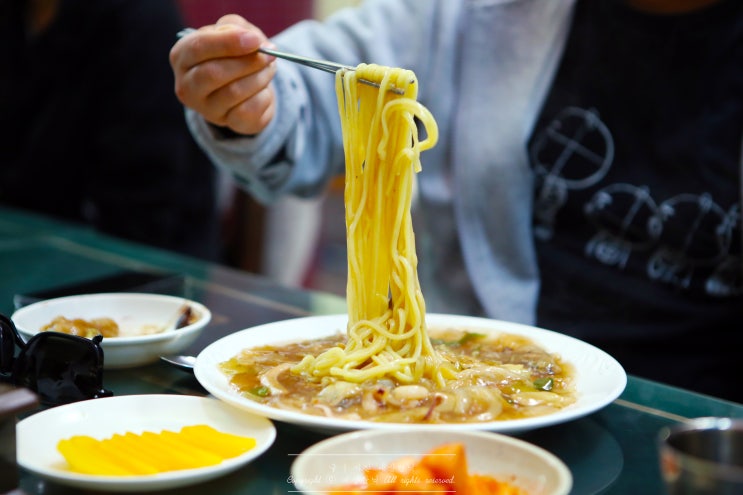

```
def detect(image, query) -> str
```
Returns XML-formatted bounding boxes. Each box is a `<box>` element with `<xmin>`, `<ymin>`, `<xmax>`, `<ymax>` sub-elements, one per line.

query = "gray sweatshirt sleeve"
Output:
<box><xmin>185</xmin><ymin>0</ymin><xmax>446</xmax><ymax>204</ymax></box>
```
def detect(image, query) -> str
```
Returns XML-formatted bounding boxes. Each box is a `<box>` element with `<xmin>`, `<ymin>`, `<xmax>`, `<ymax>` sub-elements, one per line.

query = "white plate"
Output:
<box><xmin>291</xmin><ymin>428</ymin><xmax>572</xmax><ymax>495</ymax></box>
<box><xmin>195</xmin><ymin>313</ymin><xmax>626</xmax><ymax>433</ymax></box>
<box><xmin>17</xmin><ymin>394</ymin><xmax>276</xmax><ymax>492</ymax></box>
<box><xmin>12</xmin><ymin>293</ymin><xmax>211</xmax><ymax>369</ymax></box>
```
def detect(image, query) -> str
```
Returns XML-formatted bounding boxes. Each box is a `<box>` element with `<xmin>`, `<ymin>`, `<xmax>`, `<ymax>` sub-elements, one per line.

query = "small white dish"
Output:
<box><xmin>11</xmin><ymin>293</ymin><xmax>211</xmax><ymax>369</ymax></box>
<box><xmin>291</xmin><ymin>428</ymin><xmax>572</xmax><ymax>495</ymax></box>
<box><xmin>16</xmin><ymin>394</ymin><xmax>276</xmax><ymax>492</ymax></box>
<box><xmin>195</xmin><ymin>313</ymin><xmax>626</xmax><ymax>433</ymax></box>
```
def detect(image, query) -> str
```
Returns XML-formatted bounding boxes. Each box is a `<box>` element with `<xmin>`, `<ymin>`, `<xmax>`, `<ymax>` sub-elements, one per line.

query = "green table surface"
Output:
<box><xmin>2</xmin><ymin>206</ymin><xmax>741</xmax><ymax>495</ymax></box>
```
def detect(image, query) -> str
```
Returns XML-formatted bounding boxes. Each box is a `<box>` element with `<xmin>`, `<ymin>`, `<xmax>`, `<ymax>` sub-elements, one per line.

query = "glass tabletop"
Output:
<box><xmin>2</xmin><ymin>206</ymin><xmax>742</xmax><ymax>495</ymax></box>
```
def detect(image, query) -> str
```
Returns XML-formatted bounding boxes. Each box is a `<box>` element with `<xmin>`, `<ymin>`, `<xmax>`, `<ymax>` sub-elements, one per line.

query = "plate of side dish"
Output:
<box><xmin>12</xmin><ymin>293</ymin><xmax>211</xmax><ymax>369</ymax></box>
<box><xmin>195</xmin><ymin>313</ymin><xmax>626</xmax><ymax>434</ymax></box>
<box><xmin>291</xmin><ymin>428</ymin><xmax>572</xmax><ymax>495</ymax></box>
<box><xmin>16</xmin><ymin>394</ymin><xmax>276</xmax><ymax>492</ymax></box>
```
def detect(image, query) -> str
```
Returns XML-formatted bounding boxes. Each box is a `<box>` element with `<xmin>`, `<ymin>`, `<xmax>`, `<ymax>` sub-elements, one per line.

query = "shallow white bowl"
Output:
<box><xmin>17</xmin><ymin>394</ymin><xmax>276</xmax><ymax>492</ymax></box>
<box><xmin>291</xmin><ymin>428</ymin><xmax>572</xmax><ymax>495</ymax></box>
<box><xmin>12</xmin><ymin>293</ymin><xmax>211</xmax><ymax>369</ymax></box>
<box><xmin>195</xmin><ymin>313</ymin><xmax>626</xmax><ymax>433</ymax></box>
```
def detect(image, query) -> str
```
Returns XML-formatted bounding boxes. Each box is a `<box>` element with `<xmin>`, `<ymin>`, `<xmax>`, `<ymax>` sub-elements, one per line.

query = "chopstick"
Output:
<box><xmin>256</xmin><ymin>46</ymin><xmax>356</xmax><ymax>75</ymax></box>
<box><xmin>176</xmin><ymin>28</ymin><xmax>404</xmax><ymax>94</ymax></box>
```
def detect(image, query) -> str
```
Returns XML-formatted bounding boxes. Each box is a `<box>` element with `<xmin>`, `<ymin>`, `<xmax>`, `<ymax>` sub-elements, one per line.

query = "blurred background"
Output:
<box><xmin>1</xmin><ymin>0</ymin><xmax>356</xmax><ymax>298</ymax></box>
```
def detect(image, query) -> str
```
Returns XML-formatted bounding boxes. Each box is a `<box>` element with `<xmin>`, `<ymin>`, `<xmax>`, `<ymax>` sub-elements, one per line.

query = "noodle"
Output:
<box><xmin>218</xmin><ymin>63</ymin><xmax>577</xmax><ymax>424</ymax></box>
<box><xmin>292</xmin><ymin>64</ymin><xmax>451</xmax><ymax>385</ymax></box>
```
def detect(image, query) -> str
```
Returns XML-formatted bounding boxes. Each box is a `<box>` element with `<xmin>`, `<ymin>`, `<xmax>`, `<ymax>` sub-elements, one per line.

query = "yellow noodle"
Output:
<box><xmin>291</xmin><ymin>63</ymin><xmax>449</xmax><ymax>385</ymax></box>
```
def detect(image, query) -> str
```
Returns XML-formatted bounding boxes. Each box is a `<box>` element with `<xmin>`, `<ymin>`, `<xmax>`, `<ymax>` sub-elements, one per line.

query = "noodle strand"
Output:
<box><xmin>292</xmin><ymin>64</ymin><xmax>452</xmax><ymax>386</ymax></box>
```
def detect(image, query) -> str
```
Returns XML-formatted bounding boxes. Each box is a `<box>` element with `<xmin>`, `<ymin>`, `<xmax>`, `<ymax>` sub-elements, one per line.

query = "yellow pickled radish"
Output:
<box><xmin>119</xmin><ymin>432</ymin><xmax>185</xmax><ymax>472</ymax></box>
<box><xmin>178</xmin><ymin>425</ymin><xmax>257</xmax><ymax>458</ymax></box>
<box><xmin>108</xmin><ymin>433</ymin><xmax>170</xmax><ymax>473</ymax></box>
<box><xmin>141</xmin><ymin>431</ymin><xmax>222</xmax><ymax>468</ymax></box>
<box><xmin>159</xmin><ymin>430</ymin><xmax>236</xmax><ymax>461</ymax></box>
<box><xmin>56</xmin><ymin>425</ymin><xmax>257</xmax><ymax>476</ymax></box>
<box><xmin>58</xmin><ymin>436</ymin><xmax>137</xmax><ymax>476</ymax></box>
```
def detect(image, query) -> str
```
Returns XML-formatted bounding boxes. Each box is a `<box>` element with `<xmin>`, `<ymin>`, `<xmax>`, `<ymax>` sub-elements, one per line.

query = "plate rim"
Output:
<box><xmin>16</xmin><ymin>393</ymin><xmax>276</xmax><ymax>492</ymax></box>
<box><xmin>194</xmin><ymin>313</ymin><xmax>627</xmax><ymax>433</ymax></box>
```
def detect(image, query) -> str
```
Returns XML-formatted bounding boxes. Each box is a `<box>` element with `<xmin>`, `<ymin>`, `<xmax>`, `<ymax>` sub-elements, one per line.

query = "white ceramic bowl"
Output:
<box><xmin>11</xmin><ymin>293</ymin><xmax>211</xmax><ymax>369</ymax></box>
<box><xmin>291</xmin><ymin>428</ymin><xmax>572</xmax><ymax>495</ymax></box>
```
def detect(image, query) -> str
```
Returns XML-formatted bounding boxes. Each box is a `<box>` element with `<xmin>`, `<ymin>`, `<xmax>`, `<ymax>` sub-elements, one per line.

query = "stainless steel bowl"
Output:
<box><xmin>658</xmin><ymin>417</ymin><xmax>743</xmax><ymax>495</ymax></box>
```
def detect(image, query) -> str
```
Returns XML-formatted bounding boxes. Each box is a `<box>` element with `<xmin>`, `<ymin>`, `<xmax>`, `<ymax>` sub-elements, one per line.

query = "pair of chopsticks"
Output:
<box><xmin>176</xmin><ymin>28</ymin><xmax>403</xmax><ymax>94</ymax></box>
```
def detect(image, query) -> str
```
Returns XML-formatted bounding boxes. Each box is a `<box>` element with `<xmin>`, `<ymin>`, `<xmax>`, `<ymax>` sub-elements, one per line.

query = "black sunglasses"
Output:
<box><xmin>0</xmin><ymin>314</ymin><xmax>113</xmax><ymax>406</ymax></box>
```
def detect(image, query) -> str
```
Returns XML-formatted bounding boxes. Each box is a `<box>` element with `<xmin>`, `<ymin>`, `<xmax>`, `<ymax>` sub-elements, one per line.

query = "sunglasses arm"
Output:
<box><xmin>0</xmin><ymin>314</ymin><xmax>26</xmax><ymax>375</ymax></box>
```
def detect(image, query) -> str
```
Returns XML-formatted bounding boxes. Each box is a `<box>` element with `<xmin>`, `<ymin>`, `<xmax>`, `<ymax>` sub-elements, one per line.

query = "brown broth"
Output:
<box><xmin>219</xmin><ymin>328</ymin><xmax>576</xmax><ymax>424</ymax></box>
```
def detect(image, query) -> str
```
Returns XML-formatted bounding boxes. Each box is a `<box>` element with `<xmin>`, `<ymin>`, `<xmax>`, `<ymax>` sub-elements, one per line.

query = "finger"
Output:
<box><xmin>223</xmin><ymin>85</ymin><xmax>277</xmax><ymax>135</ymax></box>
<box><xmin>204</xmin><ymin>58</ymin><xmax>276</xmax><ymax>113</ymax></box>
<box><xmin>170</xmin><ymin>24</ymin><xmax>266</xmax><ymax>72</ymax></box>
<box><xmin>204</xmin><ymin>63</ymin><xmax>277</xmax><ymax>132</ymax></box>
<box><xmin>214</xmin><ymin>14</ymin><xmax>254</xmax><ymax>29</ymax></box>
<box><xmin>179</xmin><ymin>49</ymin><xmax>272</xmax><ymax>102</ymax></box>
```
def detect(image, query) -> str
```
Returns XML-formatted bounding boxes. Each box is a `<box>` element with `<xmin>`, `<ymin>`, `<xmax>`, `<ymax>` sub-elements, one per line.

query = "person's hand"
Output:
<box><xmin>169</xmin><ymin>15</ymin><xmax>277</xmax><ymax>136</ymax></box>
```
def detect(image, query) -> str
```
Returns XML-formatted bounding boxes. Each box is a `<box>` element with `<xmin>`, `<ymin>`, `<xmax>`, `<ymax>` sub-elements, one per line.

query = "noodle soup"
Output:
<box><xmin>215</xmin><ymin>65</ymin><xmax>578</xmax><ymax>426</ymax></box>
<box><xmin>219</xmin><ymin>327</ymin><xmax>576</xmax><ymax>424</ymax></box>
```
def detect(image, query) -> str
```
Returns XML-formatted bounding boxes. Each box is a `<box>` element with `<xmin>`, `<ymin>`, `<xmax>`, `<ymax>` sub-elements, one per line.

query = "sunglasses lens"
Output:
<box><xmin>13</xmin><ymin>332</ymin><xmax>112</xmax><ymax>405</ymax></box>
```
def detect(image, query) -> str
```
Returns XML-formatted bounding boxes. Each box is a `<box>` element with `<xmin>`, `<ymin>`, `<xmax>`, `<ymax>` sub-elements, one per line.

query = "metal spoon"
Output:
<box><xmin>160</xmin><ymin>354</ymin><xmax>196</xmax><ymax>372</ymax></box>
